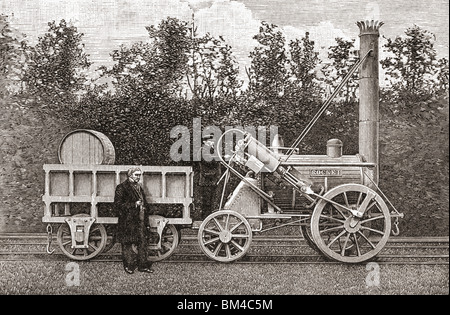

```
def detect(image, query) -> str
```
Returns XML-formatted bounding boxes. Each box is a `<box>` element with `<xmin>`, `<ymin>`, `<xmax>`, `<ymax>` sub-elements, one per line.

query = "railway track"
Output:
<box><xmin>0</xmin><ymin>233</ymin><xmax>448</xmax><ymax>265</ymax></box>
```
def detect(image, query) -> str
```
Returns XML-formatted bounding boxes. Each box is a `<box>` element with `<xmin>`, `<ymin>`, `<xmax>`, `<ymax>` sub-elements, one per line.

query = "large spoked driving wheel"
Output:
<box><xmin>57</xmin><ymin>214</ymin><xmax>107</xmax><ymax>260</ymax></box>
<box><xmin>198</xmin><ymin>210</ymin><xmax>252</xmax><ymax>263</ymax></box>
<box><xmin>147</xmin><ymin>224</ymin><xmax>179</xmax><ymax>262</ymax></box>
<box><xmin>311</xmin><ymin>184</ymin><xmax>391</xmax><ymax>263</ymax></box>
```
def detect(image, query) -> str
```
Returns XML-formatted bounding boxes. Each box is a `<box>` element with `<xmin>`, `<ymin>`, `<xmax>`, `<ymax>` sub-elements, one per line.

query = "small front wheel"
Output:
<box><xmin>198</xmin><ymin>210</ymin><xmax>252</xmax><ymax>263</ymax></box>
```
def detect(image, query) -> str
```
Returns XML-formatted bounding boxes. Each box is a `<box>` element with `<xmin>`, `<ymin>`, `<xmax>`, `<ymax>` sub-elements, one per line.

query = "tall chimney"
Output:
<box><xmin>357</xmin><ymin>20</ymin><xmax>383</xmax><ymax>186</ymax></box>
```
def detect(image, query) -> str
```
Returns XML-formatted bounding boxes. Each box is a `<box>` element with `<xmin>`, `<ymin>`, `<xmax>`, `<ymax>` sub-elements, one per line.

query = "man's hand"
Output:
<box><xmin>135</xmin><ymin>200</ymin><xmax>143</xmax><ymax>207</ymax></box>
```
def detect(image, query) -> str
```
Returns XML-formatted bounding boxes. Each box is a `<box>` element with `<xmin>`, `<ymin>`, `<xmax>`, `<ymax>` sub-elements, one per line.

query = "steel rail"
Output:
<box><xmin>0</xmin><ymin>233</ymin><xmax>448</xmax><ymax>243</ymax></box>
<box><xmin>1</xmin><ymin>234</ymin><xmax>447</xmax><ymax>266</ymax></box>
<box><xmin>0</xmin><ymin>252</ymin><xmax>447</xmax><ymax>266</ymax></box>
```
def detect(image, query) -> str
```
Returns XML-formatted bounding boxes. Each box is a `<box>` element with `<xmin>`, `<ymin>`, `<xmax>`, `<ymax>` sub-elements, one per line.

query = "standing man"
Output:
<box><xmin>114</xmin><ymin>167</ymin><xmax>154</xmax><ymax>274</ymax></box>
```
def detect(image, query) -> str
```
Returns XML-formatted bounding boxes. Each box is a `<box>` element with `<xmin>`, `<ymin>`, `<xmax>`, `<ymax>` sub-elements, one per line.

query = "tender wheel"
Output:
<box><xmin>102</xmin><ymin>224</ymin><xmax>117</xmax><ymax>253</ymax></box>
<box><xmin>311</xmin><ymin>184</ymin><xmax>391</xmax><ymax>263</ymax></box>
<box><xmin>57</xmin><ymin>214</ymin><xmax>107</xmax><ymax>260</ymax></box>
<box><xmin>198</xmin><ymin>210</ymin><xmax>252</xmax><ymax>262</ymax></box>
<box><xmin>147</xmin><ymin>224</ymin><xmax>179</xmax><ymax>262</ymax></box>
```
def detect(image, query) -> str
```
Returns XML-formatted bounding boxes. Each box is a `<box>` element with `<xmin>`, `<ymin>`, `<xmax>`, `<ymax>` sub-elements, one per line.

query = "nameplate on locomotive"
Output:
<box><xmin>310</xmin><ymin>169</ymin><xmax>342</xmax><ymax>177</ymax></box>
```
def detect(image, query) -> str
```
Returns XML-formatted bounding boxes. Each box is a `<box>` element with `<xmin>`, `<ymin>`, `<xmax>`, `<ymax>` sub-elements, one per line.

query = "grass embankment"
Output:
<box><xmin>0</xmin><ymin>261</ymin><xmax>448</xmax><ymax>295</ymax></box>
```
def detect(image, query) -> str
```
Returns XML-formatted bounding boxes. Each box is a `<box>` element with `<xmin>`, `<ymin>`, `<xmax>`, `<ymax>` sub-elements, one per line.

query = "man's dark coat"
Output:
<box><xmin>114</xmin><ymin>180</ymin><xmax>152</xmax><ymax>244</ymax></box>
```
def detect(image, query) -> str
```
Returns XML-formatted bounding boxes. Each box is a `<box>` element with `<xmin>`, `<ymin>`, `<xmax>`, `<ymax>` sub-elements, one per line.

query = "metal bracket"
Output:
<box><xmin>148</xmin><ymin>215</ymin><xmax>169</xmax><ymax>250</ymax></box>
<box><xmin>65</xmin><ymin>217</ymin><xmax>96</xmax><ymax>249</ymax></box>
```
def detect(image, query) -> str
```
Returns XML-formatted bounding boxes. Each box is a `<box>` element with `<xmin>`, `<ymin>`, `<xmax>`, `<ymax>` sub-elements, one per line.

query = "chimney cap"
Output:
<box><xmin>357</xmin><ymin>20</ymin><xmax>384</xmax><ymax>36</ymax></box>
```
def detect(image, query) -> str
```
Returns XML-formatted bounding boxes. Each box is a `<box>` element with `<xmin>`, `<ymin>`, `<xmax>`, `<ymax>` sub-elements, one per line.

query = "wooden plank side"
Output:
<box><xmin>97</xmin><ymin>172</ymin><xmax>116</xmax><ymax>197</ymax></box>
<box><xmin>166</xmin><ymin>173</ymin><xmax>186</xmax><ymax>198</ymax></box>
<box><xmin>74</xmin><ymin>172</ymin><xmax>92</xmax><ymax>196</ymax></box>
<box><xmin>143</xmin><ymin>173</ymin><xmax>162</xmax><ymax>199</ymax></box>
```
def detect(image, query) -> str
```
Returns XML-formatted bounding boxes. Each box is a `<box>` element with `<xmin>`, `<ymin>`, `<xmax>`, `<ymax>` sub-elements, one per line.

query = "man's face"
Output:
<box><xmin>129</xmin><ymin>171</ymin><xmax>142</xmax><ymax>183</ymax></box>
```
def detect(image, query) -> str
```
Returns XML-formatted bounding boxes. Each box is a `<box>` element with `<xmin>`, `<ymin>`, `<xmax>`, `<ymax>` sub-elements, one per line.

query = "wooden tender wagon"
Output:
<box><xmin>42</xmin><ymin>130</ymin><xmax>193</xmax><ymax>261</ymax></box>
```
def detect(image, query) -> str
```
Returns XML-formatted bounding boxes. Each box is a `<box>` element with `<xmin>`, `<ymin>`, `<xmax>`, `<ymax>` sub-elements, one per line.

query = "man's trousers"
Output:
<box><xmin>121</xmin><ymin>239</ymin><xmax>149</xmax><ymax>270</ymax></box>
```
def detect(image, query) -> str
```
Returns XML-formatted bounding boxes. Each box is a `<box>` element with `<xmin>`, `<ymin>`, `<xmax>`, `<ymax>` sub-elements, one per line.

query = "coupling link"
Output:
<box><xmin>46</xmin><ymin>224</ymin><xmax>55</xmax><ymax>254</ymax></box>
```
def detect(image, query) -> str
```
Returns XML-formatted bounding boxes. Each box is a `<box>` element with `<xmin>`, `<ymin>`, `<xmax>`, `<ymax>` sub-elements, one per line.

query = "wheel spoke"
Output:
<box><xmin>357</xmin><ymin>231</ymin><xmax>376</xmax><ymax>249</ymax></box>
<box><xmin>342</xmin><ymin>192</ymin><xmax>350</xmax><ymax>208</ymax></box>
<box><xmin>162</xmin><ymin>235</ymin><xmax>174</xmax><ymax>242</ymax></box>
<box><xmin>231</xmin><ymin>240</ymin><xmax>244</xmax><ymax>252</ymax></box>
<box><xmin>341</xmin><ymin>232</ymin><xmax>351</xmax><ymax>256</ymax></box>
<box><xmin>225</xmin><ymin>244</ymin><xmax>232</xmax><ymax>259</ymax></box>
<box><xmin>89</xmin><ymin>243</ymin><xmax>98</xmax><ymax>251</ymax></box>
<box><xmin>224</xmin><ymin>214</ymin><xmax>230</xmax><ymax>230</ymax></box>
<box><xmin>330</xmin><ymin>204</ymin><xmax>348</xmax><ymax>219</ymax></box>
<box><xmin>360</xmin><ymin>225</ymin><xmax>385</xmax><ymax>235</ymax></box>
<box><xmin>230</xmin><ymin>233</ymin><xmax>250</xmax><ymax>238</ymax></box>
<box><xmin>203</xmin><ymin>228</ymin><xmax>220</xmax><ymax>236</ymax></box>
<box><xmin>360</xmin><ymin>215</ymin><xmax>385</xmax><ymax>224</ymax></box>
<box><xmin>366</xmin><ymin>200</ymin><xmax>378</xmax><ymax>212</ymax></box>
<box><xmin>212</xmin><ymin>242</ymin><xmax>223</xmax><ymax>256</ymax></box>
<box><xmin>356</xmin><ymin>192</ymin><xmax>363</xmax><ymax>208</ymax></box>
<box><xmin>90</xmin><ymin>226</ymin><xmax>100</xmax><ymax>233</ymax></box>
<box><xmin>319</xmin><ymin>214</ymin><xmax>345</xmax><ymax>224</ymax></box>
<box><xmin>320</xmin><ymin>225</ymin><xmax>345</xmax><ymax>235</ymax></box>
<box><xmin>230</xmin><ymin>221</ymin><xmax>244</xmax><ymax>233</ymax></box>
<box><xmin>327</xmin><ymin>230</ymin><xmax>347</xmax><ymax>248</ymax></box>
<box><xmin>204</xmin><ymin>237</ymin><xmax>220</xmax><ymax>245</ymax></box>
<box><xmin>352</xmin><ymin>233</ymin><xmax>361</xmax><ymax>256</ymax></box>
<box><xmin>162</xmin><ymin>241</ymin><xmax>172</xmax><ymax>251</ymax></box>
<box><xmin>213</xmin><ymin>217</ymin><xmax>224</xmax><ymax>231</ymax></box>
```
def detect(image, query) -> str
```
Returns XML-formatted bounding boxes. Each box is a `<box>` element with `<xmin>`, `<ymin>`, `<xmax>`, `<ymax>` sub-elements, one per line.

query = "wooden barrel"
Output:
<box><xmin>58</xmin><ymin>129</ymin><xmax>116</xmax><ymax>165</ymax></box>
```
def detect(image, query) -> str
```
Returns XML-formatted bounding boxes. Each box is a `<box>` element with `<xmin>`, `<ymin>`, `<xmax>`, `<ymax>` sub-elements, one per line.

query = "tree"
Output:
<box><xmin>102</xmin><ymin>17</ymin><xmax>191</xmax><ymax>99</ymax></box>
<box><xmin>0</xmin><ymin>14</ymin><xmax>28</xmax><ymax>96</ymax></box>
<box><xmin>23</xmin><ymin>19</ymin><xmax>91</xmax><ymax>109</ymax></box>
<box><xmin>246</xmin><ymin>22</ymin><xmax>289</xmax><ymax>100</ymax></box>
<box><xmin>381</xmin><ymin>25</ymin><xmax>447</xmax><ymax>101</ymax></box>
<box><xmin>77</xmin><ymin>18</ymin><xmax>196</xmax><ymax>165</ymax></box>
<box><xmin>186</xmin><ymin>32</ymin><xmax>241</xmax><ymax>102</ymax></box>
<box><xmin>435</xmin><ymin>57</ymin><xmax>449</xmax><ymax>94</ymax></box>
<box><xmin>186</xmin><ymin>30</ymin><xmax>242</xmax><ymax>127</ymax></box>
<box><xmin>287</xmin><ymin>31</ymin><xmax>322</xmax><ymax>103</ymax></box>
<box><xmin>323</xmin><ymin>37</ymin><xmax>358</xmax><ymax>104</ymax></box>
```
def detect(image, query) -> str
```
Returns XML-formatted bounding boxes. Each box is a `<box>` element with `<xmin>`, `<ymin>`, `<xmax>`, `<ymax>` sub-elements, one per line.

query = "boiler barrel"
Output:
<box><xmin>58</xmin><ymin>129</ymin><xmax>116</xmax><ymax>165</ymax></box>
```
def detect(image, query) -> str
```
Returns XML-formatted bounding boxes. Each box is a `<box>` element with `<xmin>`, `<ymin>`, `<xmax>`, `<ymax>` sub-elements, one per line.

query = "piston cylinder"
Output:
<box><xmin>246</xmin><ymin>136</ymin><xmax>281</xmax><ymax>173</ymax></box>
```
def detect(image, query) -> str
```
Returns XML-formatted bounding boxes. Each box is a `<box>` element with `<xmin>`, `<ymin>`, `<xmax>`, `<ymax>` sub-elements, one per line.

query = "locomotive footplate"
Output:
<box><xmin>148</xmin><ymin>215</ymin><xmax>169</xmax><ymax>250</ymax></box>
<box><xmin>65</xmin><ymin>216</ymin><xmax>96</xmax><ymax>249</ymax></box>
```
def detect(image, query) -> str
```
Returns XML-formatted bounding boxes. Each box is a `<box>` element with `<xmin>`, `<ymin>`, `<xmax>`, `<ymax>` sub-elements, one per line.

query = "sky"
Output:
<box><xmin>1</xmin><ymin>0</ymin><xmax>449</xmax><ymax>80</ymax></box>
